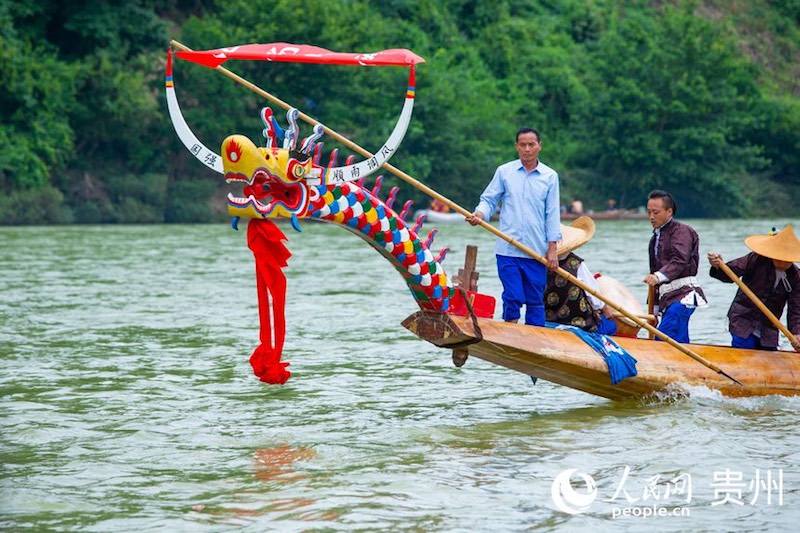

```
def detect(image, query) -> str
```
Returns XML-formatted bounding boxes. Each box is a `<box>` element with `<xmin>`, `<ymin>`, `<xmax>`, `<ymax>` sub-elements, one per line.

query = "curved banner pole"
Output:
<box><xmin>168</xmin><ymin>41</ymin><xmax>415</xmax><ymax>184</ymax></box>
<box><xmin>165</xmin><ymin>48</ymin><xmax>223</xmax><ymax>174</ymax></box>
<box><xmin>323</xmin><ymin>67</ymin><xmax>415</xmax><ymax>184</ymax></box>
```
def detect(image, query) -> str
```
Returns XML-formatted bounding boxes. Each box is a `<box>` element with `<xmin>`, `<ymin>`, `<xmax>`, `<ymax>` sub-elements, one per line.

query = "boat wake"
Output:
<box><xmin>639</xmin><ymin>383</ymin><xmax>692</xmax><ymax>405</ymax></box>
<box><xmin>642</xmin><ymin>382</ymin><xmax>800</xmax><ymax>411</ymax></box>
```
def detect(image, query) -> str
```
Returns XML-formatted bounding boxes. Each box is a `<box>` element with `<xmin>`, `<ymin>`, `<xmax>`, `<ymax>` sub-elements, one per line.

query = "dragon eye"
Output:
<box><xmin>293</xmin><ymin>165</ymin><xmax>306</xmax><ymax>177</ymax></box>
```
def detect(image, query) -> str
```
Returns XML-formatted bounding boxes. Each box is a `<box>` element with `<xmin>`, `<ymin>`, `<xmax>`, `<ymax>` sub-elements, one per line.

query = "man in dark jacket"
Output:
<box><xmin>708</xmin><ymin>225</ymin><xmax>800</xmax><ymax>351</ymax></box>
<box><xmin>642</xmin><ymin>190</ymin><xmax>706</xmax><ymax>343</ymax></box>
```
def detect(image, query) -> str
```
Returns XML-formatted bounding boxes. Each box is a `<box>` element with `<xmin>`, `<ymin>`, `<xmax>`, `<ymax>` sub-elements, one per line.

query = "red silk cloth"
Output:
<box><xmin>247</xmin><ymin>219</ymin><xmax>292</xmax><ymax>384</ymax></box>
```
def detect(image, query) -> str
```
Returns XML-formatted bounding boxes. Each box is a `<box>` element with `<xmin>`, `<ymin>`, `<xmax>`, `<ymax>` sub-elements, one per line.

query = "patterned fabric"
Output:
<box><xmin>544</xmin><ymin>253</ymin><xmax>600</xmax><ymax>331</ymax></box>
<box><xmin>547</xmin><ymin>322</ymin><xmax>638</xmax><ymax>385</ymax></box>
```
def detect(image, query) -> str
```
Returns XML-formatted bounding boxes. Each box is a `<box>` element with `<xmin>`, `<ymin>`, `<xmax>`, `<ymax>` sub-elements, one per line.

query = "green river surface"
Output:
<box><xmin>2</xmin><ymin>217</ymin><xmax>800</xmax><ymax>531</ymax></box>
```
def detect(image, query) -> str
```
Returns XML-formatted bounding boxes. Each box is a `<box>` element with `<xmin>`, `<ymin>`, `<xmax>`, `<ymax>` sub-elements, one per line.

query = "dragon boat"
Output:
<box><xmin>166</xmin><ymin>41</ymin><xmax>799</xmax><ymax>400</ymax></box>
<box><xmin>402</xmin><ymin>311</ymin><xmax>800</xmax><ymax>401</ymax></box>
<box><xmin>400</xmin><ymin>246</ymin><xmax>800</xmax><ymax>401</ymax></box>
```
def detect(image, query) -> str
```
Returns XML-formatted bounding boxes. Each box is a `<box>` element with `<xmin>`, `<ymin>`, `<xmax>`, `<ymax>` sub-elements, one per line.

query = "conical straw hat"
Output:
<box><xmin>557</xmin><ymin>216</ymin><xmax>596</xmax><ymax>256</ymax></box>
<box><xmin>744</xmin><ymin>224</ymin><xmax>800</xmax><ymax>262</ymax></box>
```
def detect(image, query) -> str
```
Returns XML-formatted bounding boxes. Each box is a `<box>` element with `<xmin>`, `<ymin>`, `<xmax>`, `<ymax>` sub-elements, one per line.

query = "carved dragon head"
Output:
<box><xmin>221</xmin><ymin>133</ymin><xmax>316</xmax><ymax>222</ymax></box>
<box><xmin>221</xmin><ymin>107</ymin><xmax>364</xmax><ymax>230</ymax></box>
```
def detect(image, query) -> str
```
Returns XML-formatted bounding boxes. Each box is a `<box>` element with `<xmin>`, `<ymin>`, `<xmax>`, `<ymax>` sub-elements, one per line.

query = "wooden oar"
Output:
<box><xmin>171</xmin><ymin>40</ymin><xmax>742</xmax><ymax>386</ymax></box>
<box><xmin>611</xmin><ymin>313</ymin><xmax>658</xmax><ymax>332</ymax></box>
<box><xmin>647</xmin><ymin>285</ymin><xmax>655</xmax><ymax>339</ymax></box>
<box><xmin>716</xmin><ymin>260</ymin><xmax>800</xmax><ymax>352</ymax></box>
<box><xmin>611</xmin><ymin>312</ymin><xmax>656</xmax><ymax>324</ymax></box>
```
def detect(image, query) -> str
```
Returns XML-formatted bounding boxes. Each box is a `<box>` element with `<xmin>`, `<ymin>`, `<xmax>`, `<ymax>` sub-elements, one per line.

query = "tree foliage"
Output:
<box><xmin>572</xmin><ymin>3</ymin><xmax>767</xmax><ymax>215</ymax></box>
<box><xmin>1</xmin><ymin>0</ymin><xmax>798</xmax><ymax>224</ymax></box>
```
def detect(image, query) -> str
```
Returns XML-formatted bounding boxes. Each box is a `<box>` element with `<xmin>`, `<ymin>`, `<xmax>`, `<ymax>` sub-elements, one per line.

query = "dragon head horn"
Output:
<box><xmin>299</xmin><ymin>124</ymin><xmax>325</xmax><ymax>154</ymax></box>
<box><xmin>261</xmin><ymin>107</ymin><xmax>281</xmax><ymax>148</ymax></box>
<box><xmin>283</xmin><ymin>108</ymin><xmax>300</xmax><ymax>150</ymax></box>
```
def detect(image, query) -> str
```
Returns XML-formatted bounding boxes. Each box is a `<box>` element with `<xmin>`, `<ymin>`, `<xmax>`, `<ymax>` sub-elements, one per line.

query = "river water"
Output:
<box><xmin>2</xmin><ymin>217</ymin><xmax>799</xmax><ymax>531</ymax></box>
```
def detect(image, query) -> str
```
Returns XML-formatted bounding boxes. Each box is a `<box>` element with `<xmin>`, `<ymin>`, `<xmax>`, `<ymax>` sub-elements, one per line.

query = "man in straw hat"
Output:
<box><xmin>544</xmin><ymin>216</ymin><xmax>617</xmax><ymax>335</ymax></box>
<box><xmin>643</xmin><ymin>189</ymin><xmax>707</xmax><ymax>343</ymax></box>
<box><xmin>708</xmin><ymin>225</ymin><xmax>800</xmax><ymax>351</ymax></box>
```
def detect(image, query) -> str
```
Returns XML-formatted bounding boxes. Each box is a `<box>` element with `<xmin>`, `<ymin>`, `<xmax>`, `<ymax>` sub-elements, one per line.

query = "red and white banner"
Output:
<box><xmin>177</xmin><ymin>43</ymin><xmax>425</xmax><ymax>69</ymax></box>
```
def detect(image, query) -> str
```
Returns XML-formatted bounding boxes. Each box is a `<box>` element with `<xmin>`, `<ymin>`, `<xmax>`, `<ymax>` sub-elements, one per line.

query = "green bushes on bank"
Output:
<box><xmin>1</xmin><ymin>0</ymin><xmax>798</xmax><ymax>223</ymax></box>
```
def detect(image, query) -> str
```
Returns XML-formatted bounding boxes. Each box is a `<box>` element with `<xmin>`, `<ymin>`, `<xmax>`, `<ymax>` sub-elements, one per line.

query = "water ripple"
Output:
<box><xmin>2</xmin><ymin>220</ymin><xmax>800</xmax><ymax>531</ymax></box>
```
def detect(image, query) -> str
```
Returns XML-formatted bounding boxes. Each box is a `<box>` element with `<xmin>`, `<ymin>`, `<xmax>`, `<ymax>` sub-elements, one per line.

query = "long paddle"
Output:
<box><xmin>716</xmin><ymin>260</ymin><xmax>800</xmax><ymax>352</ymax></box>
<box><xmin>612</xmin><ymin>313</ymin><xmax>657</xmax><ymax>322</ymax></box>
<box><xmin>647</xmin><ymin>285</ymin><xmax>656</xmax><ymax>340</ymax></box>
<box><xmin>171</xmin><ymin>40</ymin><xmax>742</xmax><ymax>385</ymax></box>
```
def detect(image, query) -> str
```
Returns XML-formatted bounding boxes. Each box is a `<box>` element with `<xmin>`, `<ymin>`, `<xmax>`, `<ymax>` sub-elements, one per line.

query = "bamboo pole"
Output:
<box><xmin>647</xmin><ymin>285</ymin><xmax>656</xmax><ymax>340</ymax></box>
<box><xmin>612</xmin><ymin>313</ymin><xmax>657</xmax><ymax>324</ymax></box>
<box><xmin>170</xmin><ymin>39</ymin><xmax>742</xmax><ymax>385</ymax></box>
<box><xmin>716</xmin><ymin>260</ymin><xmax>799</xmax><ymax>352</ymax></box>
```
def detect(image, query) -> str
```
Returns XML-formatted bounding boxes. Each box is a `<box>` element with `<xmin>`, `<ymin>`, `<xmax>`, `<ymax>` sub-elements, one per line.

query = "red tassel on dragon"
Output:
<box><xmin>247</xmin><ymin>219</ymin><xmax>291</xmax><ymax>384</ymax></box>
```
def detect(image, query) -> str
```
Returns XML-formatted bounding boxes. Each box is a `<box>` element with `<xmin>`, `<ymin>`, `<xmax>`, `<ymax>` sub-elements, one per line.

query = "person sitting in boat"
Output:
<box><xmin>429</xmin><ymin>198</ymin><xmax>451</xmax><ymax>213</ymax></box>
<box><xmin>544</xmin><ymin>216</ymin><xmax>617</xmax><ymax>335</ymax></box>
<box><xmin>642</xmin><ymin>189</ymin><xmax>706</xmax><ymax>344</ymax></box>
<box><xmin>707</xmin><ymin>225</ymin><xmax>800</xmax><ymax>351</ymax></box>
<box><xmin>569</xmin><ymin>197</ymin><xmax>584</xmax><ymax>214</ymax></box>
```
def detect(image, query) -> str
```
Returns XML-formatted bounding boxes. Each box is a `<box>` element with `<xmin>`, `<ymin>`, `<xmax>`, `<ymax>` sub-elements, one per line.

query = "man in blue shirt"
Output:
<box><xmin>466</xmin><ymin>128</ymin><xmax>562</xmax><ymax>326</ymax></box>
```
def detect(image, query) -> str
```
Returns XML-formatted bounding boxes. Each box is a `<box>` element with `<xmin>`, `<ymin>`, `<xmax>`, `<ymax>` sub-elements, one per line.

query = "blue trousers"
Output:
<box><xmin>496</xmin><ymin>255</ymin><xmax>546</xmax><ymax>325</ymax></box>
<box><xmin>657</xmin><ymin>302</ymin><xmax>695</xmax><ymax>343</ymax></box>
<box><xmin>731</xmin><ymin>333</ymin><xmax>777</xmax><ymax>351</ymax></box>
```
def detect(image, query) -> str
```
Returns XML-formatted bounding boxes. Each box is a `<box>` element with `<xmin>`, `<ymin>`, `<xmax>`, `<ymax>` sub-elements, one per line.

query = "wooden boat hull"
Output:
<box><xmin>402</xmin><ymin>311</ymin><xmax>800</xmax><ymax>400</ymax></box>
